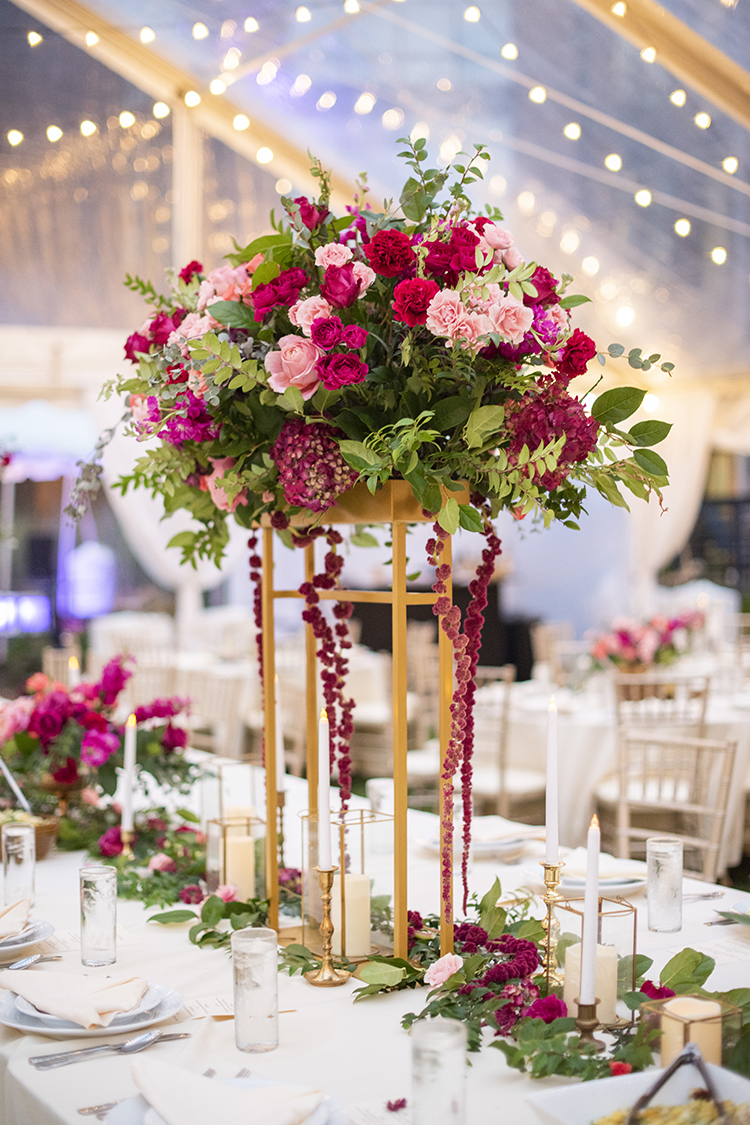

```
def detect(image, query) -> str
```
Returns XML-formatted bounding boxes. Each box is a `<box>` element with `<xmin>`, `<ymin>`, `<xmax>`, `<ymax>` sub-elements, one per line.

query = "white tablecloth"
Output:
<box><xmin>3</xmin><ymin>770</ymin><xmax>750</xmax><ymax>1125</ymax></box>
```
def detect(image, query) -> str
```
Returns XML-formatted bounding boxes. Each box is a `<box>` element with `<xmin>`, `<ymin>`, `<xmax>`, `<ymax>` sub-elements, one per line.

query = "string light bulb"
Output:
<box><xmin>139</xmin><ymin>27</ymin><xmax>155</xmax><ymax>43</ymax></box>
<box><xmin>640</xmin><ymin>46</ymin><xmax>656</xmax><ymax>62</ymax></box>
<box><xmin>184</xmin><ymin>91</ymin><xmax>201</xmax><ymax>106</ymax></box>
<box><xmin>616</xmin><ymin>306</ymin><xmax>634</xmax><ymax>326</ymax></box>
<box><xmin>723</xmin><ymin>157</ymin><xmax>738</xmax><ymax>174</ymax></box>
<box><xmin>85</xmin><ymin>32</ymin><xmax>99</xmax><ymax>46</ymax></box>
<box><xmin>695</xmin><ymin>112</ymin><xmax>711</xmax><ymax>129</ymax></box>
<box><xmin>670</xmin><ymin>89</ymin><xmax>686</xmax><ymax>106</ymax></box>
<box><xmin>529</xmin><ymin>86</ymin><xmax>546</xmax><ymax>103</ymax></box>
<box><xmin>634</xmin><ymin>189</ymin><xmax>652</xmax><ymax>207</ymax></box>
<box><xmin>7</xmin><ymin>130</ymin><xmax>23</xmax><ymax>146</ymax></box>
<box><xmin>344</xmin><ymin>0</ymin><xmax>360</xmax><ymax>11</ymax></box>
<box><xmin>604</xmin><ymin>153</ymin><xmax>622</xmax><ymax>171</ymax></box>
<box><xmin>296</xmin><ymin>6</ymin><xmax>311</xmax><ymax>20</ymax></box>
<box><xmin>674</xmin><ymin>218</ymin><xmax>691</xmax><ymax>236</ymax></box>
<box><xmin>256</xmin><ymin>146</ymin><xmax>273</xmax><ymax>163</ymax></box>
<box><xmin>245</xmin><ymin>18</ymin><xmax>259</xmax><ymax>32</ymax></box>
<box><xmin>153</xmin><ymin>102</ymin><xmax>170</xmax><ymax>118</ymax></box>
<box><xmin>46</xmin><ymin>125</ymin><xmax>62</xmax><ymax>142</ymax></box>
<box><xmin>80</xmin><ymin>120</ymin><xmax>97</xmax><ymax>135</ymax></box>
<box><xmin>563</xmin><ymin>122</ymin><xmax>581</xmax><ymax>140</ymax></box>
<box><xmin>501</xmin><ymin>43</ymin><xmax>518</xmax><ymax>59</ymax></box>
<box><xmin>210</xmin><ymin>79</ymin><xmax>226</xmax><ymax>95</ymax></box>
<box><xmin>464</xmin><ymin>6</ymin><xmax>481</xmax><ymax>20</ymax></box>
<box><xmin>711</xmin><ymin>246</ymin><xmax>727</xmax><ymax>264</ymax></box>
<box><xmin>192</xmin><ymin>22</ymin><xmax>209</xmax><ymax>39</ymax></box>
<box><xmin>233</xmin><ymin>114</ymin><xmax>250</xmax><ymax>130</ymax></box>
<box><xmin>119</xmin><ymin>111</ymin><xmax>135</xmax><ymax>127</ymax></box>
<box><xmin>611</xmin><ymin>2</ymin><xmax>626</xmax><ymax>14</ymax></box>
<box><xmin>27</xmin><ymin>31</ymin><xmax>42</xmax><ymax>46</ymax></box>
<box><xmin>354</xmin><ymin>92</ymin><xmax>376</xmax><ymax>114</ymax></box>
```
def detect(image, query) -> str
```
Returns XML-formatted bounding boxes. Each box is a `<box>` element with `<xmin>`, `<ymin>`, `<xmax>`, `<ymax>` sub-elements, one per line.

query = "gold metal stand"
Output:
<box><xmin>304</xmin><ymin>867</ymin><xmax>352</xmax><ymax>987</ymax></box>
<box><xmin>575</xmin><ymin>998</ymin><xmax>605</xmax><ymax>1050</ymax></box>
<box><xmin>120</xmin><ymin>828</ymin><xmax>135</xmax><ymax>859</ymax></box>
<box><xmin>539</xmin><ymin>861</ymin><xmax>565</xmax><ymax>989</ymax></box>
<box><xmin>276</xmin><ymin>791</ymin><xmax>286</xmax><ymax>869</ymax></box>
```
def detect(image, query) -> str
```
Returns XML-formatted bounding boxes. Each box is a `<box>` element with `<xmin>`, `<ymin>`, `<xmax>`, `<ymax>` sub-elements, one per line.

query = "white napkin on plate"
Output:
<box><xmin>471</xmin><ymin>816</ymin><xmax>544</xmax><ymax>843</ymax></box>
<box><xmin>0</xmin><ymin>970</ymin><xmax>148</xmax><ymax>1028</ymax></box>
<box><xmin>563</xmin><ymin>848</ymin><xmax>647</xmax><ymax>882</ymax></box>
<box><xmin>132</xmin><ymin>1058</ymin><xmax>324</xmax><ymax>1125</ymax></box>
<box><xmin>0</xmin><ymin>899</ymin><xmax>30</xmax><ymax>940</ymax></box>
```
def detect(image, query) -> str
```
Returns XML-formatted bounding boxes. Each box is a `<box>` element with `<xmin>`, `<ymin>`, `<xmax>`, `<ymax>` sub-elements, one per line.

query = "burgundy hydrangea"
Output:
<box><xmin>252</xmin><ymin>268</ymin><xmax>307</xmax><ymax>322</ymax></box>
<box><xmin>523</xmin><ymin>994</ymin><xmax>568</xmax><ymax>1023</ymax></box>
<box><xmin>505</xmin><ymin>385</ymin><xmax>599</xmax><ymax>489</ymax></box>
<box><xmin>555</xmin><ymin>328</ymin><xmax>597</xmax><ymax>383</ymax></box>
<box><xmin>158</xmin><ymin>389</ymin><xmax>220</xmax><ymax>446</ymax></box>
<box><xmin>523</xmin><ymin>266</ymin><xmax>559</xmax><ymax>306</ymax></box>
<box><xmin>310</xmin><ymin>315</ymin><xmax>343</xmax><ymax>350</ymax></box>
<box><xmin>364</xmin><ymin>229</ymin><xmax>416</xmax><ymax>277</ymax></box>
<box><xmin>98</xmin><ymin>825</ymin><xmax>124</xmax><ymax>857</ymax></box>
<box><xmin>124</xmin><ymin>332</ymin><xmax>150</xmax><ymax>363</ymax></box>
<box><xmin>392</xmin><ymin>278</ymin><xmax>440</xmax><ymax>326</ymax></box>
<box><xmin>270</xmin><ymin>419</ymin><xmax>357</xmax><ymax>514</ymax></box>
<box><xmin>290</xmin><ymin>196</ymin><xmax>329</xmax><ymax>230</ymax></box>
<box><xmin>96</xmin><ymin>657</ymin><xmax>133</xmax><ymax>707</ymax></box>
<box><xmin>320</xmin><ymin>264</ymin><xmax>362</xmax><ymax>309</ymax></box>
<box><xmin>178</xmin><ymin>884</ymin><xmax>204</xmax><ymax>904</ymax></box>
<box><xmin>80</xmin><ymin>729</ymin><xmax>120</xmax><ymax>768</ymax></box>
<box><xmin>386</xmin><ymin>1100</ymin><xmax>407</xmax><ymax>1113</ymax></box>
<box><xmin>178</xmin><ymin>260</ymin><xmax>203</xmax><ymax>283</ymax></box>
<box><xmin>493</xmin><ymin>980</ymin><xmax>541</xmax><ymax>1035</ymax></box>
<box><xmin>317</xmin><ymin>353</ymin><xmax>369</xmax><ymax>390</ymax></box>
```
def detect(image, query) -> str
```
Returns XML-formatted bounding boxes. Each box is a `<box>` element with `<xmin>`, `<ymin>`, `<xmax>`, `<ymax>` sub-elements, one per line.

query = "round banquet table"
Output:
<box><xmin>3</xmin><ymin>770</ymin><xmax>750</xmax><ymax>1125</ymax></box>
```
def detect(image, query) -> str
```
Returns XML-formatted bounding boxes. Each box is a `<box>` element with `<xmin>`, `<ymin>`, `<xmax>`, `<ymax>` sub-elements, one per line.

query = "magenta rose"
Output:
<box><xmin>178</xmin><ymin>260</ymin><xmax>203</xmax><ymax>283</ymax></box>
<box><xmin>448</xmin><ymin>224</ymin><xmax>481</xmax><ymax>273</ymax></box>
<box><xmin>310</xmin><ymin>316</ymin><xmax>343</xmax><ymax>350</ymax></box>
<box><xmin>342</xmin><ymin>324</ymin><xmax>368</xmax><ymax>349</ymax></box>
<box><xmin>364</xmin><ymin>229</ymin><xmax>416</xmax><ymax>277</ymax></box>
<box><xmin>149</xmin><ymin>310</ymin><xmax>184</xmax><ymax>346</ymax></box>
<box><xmin>124</xmin><ymin>332</ymin><xmax>149</xmax><ymax>364</ymax></box>
<box><xmin>556</xmin><ymin>328</ymin><xmax>597</xmax><ymax>381</ymax></box>
<box><xmin>265</xmin><ymin>335</ymin><xmax>322</xmax><ymax>399</ymax></box>
<box><xmin>81</xmin><ymin>729</ymin><xmax>120</xmax><ymax>768</ymax></box>
<box><xmin>319</xmin><ymin>264</ymin><xmax>362</xmax><ymax>309</ymax></box>
<box><xmin>524</xmin><ymin>266</ymin><xmax>559</xmax><ymax>306</ymax></box>
<box><xmin>392</xmin><ymin>278</ymin><xmax>440</xmax><ymax>326</ymax></box>
<box><xmin>523</xmin><ymin>994</ymin><xmax>568</xmax><ymax>1023</ymax></box>
<box><xmin>98</xmin><ymin>825</ymin><xmax>124</xmax><ymax>857</ymax></box>
<box><xmin>317</xmin><ymin>353</ymin><xmax>369</xmax><ymax>390</ymax></box>
<box><xmin>96</xmin><ymin>657</ymin><xmax>132</xmax><ymax>706</ymax></box>
<box><xmin>28</xmin><ymin>691</ymin><xmax>71</xmax><ymax>746</ymax></box>
<box><xmin>253</xmin><ymin>268</ymin><xmax>307</xmax><ymax>322</ymax></box>
<box><xmin>162</xmin><ymin>723</ymin><xmax>187</xmax><ymax>751</ymax></box>
<box><xmin>291</xmin><ymin>195</ymin><xmax>329</xmax><ymax>230</ymax></box>
<box><xmin>640</xmin><ymin>979</ymin><xmax>676</xmax><ymax>1000</ymax></box>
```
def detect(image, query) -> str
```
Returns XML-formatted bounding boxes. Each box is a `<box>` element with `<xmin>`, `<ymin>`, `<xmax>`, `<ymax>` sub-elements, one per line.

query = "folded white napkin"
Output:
<box><xmin>563</xmin><ymin>848</ymin><xmax>647</xmax><ymax>882</ymax></box>
<box><xmin>0</xmin><ymin>899</ymin><xmax>30</xmax><ymax>940</ymax></box>
<box><xmin>0</xmin><ymin>970</ymin><xmax>148</xmax><ymax>1028</ymax></box>
<box><xmin>471</xmin><ymin>816</ymin><xmax>544</xmax><ymax>843</ymax></box>
<box><xmin>132</xmin><ymin>1058</ymin><xmax>324</xmax><ymax>1125</ymax></box>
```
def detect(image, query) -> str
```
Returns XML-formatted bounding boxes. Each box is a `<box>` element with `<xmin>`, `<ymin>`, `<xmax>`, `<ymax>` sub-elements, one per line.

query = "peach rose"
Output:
<box><xmin>129</xmin><ymin>394</ymin><xmax>150</xmax><ymax>423</ymax></box>
<box><xmin>503</xmin><ymin>245</ymin><xmax>524</xmax><ymax>270</ymax></box>
<box><xmin>265</xmin><ymin>335</ymin><xmax>322</xmax><ymax>399</ymax></box>
<box><xmin>424</xmin><ymin>952</ymin><xmax>464</xmax><ymax>987</ymax></box>
<box><xmin>25</xmin><ymin>672</ymin><xmax>49</xmax><ymax>695</ymax></box>
<box><xmin>199</xmin><ymin>457</ymin><xmax>248</xmax><ymax>514</ymax></box>
<box><xmin>187</xmin><ymin>370</ymin><xmax>208</xmax><ymax>399</ymax></box>
<box><xmin>314</xmin><ymin>244</ymin><xmax>353</xmax><ymax>269</ymax></box>
<box><xmin>485</xmin><ymin>295</ymin><xmax>533</xmax><ymax>344</ymax></box>
<box><xmin>288</xmin><ymin>296</ymin><xmax>333</xmax><ymax>336</ymax></box>
<box><xmin>197</xmin><ymin>264</ymin><xmax>251</xmax><ymax>311</ymax></box>
<box><xmin>351</xmin><ymin>261</ymin><xmax>376</xmax><ymax>294</ymax></box>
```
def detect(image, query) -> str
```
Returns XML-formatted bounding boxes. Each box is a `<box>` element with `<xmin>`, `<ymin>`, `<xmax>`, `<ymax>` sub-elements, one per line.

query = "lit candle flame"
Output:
<box><xmin>68</xmin><ymin>656</ymin><xmax>79</xmax><ymax>671</ymax></box>
<box><xmin>591</xmin><ymin>813</ymin><xmax>599</xmax><ymax>828</ymax></box>
<box><xmin>320</xmin><ymin>708</ymin><xmax>327</xmax><ymax>721</ymax></box>
<box><xmin>548</xmin><ymin>694</ymin><xmax>557</xmax><ymax>710</ymax></box>
<box><xmin>126</xmin><ymin>713</ymin><xmax>137</xmax><ymax>728</ymax></box>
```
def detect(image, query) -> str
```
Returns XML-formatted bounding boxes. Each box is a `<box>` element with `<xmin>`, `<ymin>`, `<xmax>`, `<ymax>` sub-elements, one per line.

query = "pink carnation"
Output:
<box><xmin>168</xmin><ymin>311</ymin><xmax>221</xmax><ymax>357</ymax></box>
<box><xmin>265</xmin><ymin>335</ymin><xmax>322</xmax><ymax>400</ymax></box>
<box><xmin>481</xmin><ymin>222</ymin><xmax>515</xmax><ymax>251</ymax></box>
<box><xmin>200</xmin><ymin>457</ymin><xmax>247</xmax><ymax>513</ymax></box>
<box><xmin>288</xmin><ymin>296</ymin><xmax>333</xmax><ymax>337</ymax></box>
<box><xmin>129</xmin><ymin>394</ymin><xmax>150</xmax><ymax>424</ymax></box>
<box><xmin>314</xmin><ymin>244</ymin><xmax>353</xmax><ymax>269</ymax></box>
<box><xmin>424</xmin><ymin>952</ymin><xmax>464</xmax><ymax>987</ymax></box>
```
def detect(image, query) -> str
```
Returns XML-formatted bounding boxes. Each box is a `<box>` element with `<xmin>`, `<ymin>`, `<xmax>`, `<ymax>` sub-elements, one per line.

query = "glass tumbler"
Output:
<box><xmin>411</xmin><ymin>1017</ymin><xmax>467</xmax><ymax>1125</ymax></box>
<box><xmin>2</xmin><ymin>823</ymin><xmax>36</xmax><ymax>905</ymax></box>
<box><xmin>79</xmin><ymin>865</ymin><xmax>117</xmax><ymax>966</ymax></box>
<box><xmin>232</xmin><ymin>926</ymin><xmax>279</xmax><ymax>1052</ymax></box>
<box><xmin>647</xmin><ymin>837</ymin><xmax>683</xmax><ymax>933</ymax></box>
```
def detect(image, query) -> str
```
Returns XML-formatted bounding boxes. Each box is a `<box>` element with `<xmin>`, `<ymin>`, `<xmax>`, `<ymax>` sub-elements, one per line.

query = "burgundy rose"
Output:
<box><xmin>523</xmin><ymin>994</ymin><xmax>568</xmax><ymax>1023</ymax></box>
<box><xmin>166</xmin><ymin>362</ymin><xmax>189</xmax><ymax>385</ymax></box>
<box><xmin>310</xmin><ymin>316</ymin><xmax>343</xmax><ymax>350</ymax></box>
<box><xmin>320</xmin><ymin>264</ymin><xmax>362</xmax><ymax>309</ymax></box>
<box><xmin>80</xmin><ymin>710</ymin><xmax>107</xmax><ymax>733</ymax></box>
<box><xmin>28</xmin><ymin>691</ymin><xmax>71</xmax><ymax>746</ymax></box>
<box><xmin>147</xmin><ymin>816</ymin><xmax>168</xmax><ymax>831</ymax></box>
<box><xmin>162</xmin><ymin>723</ymin><xmax>187</xmax><ymax>751</ymax></box>
<box><xmin>317</xmin><ymin>353</ymin><xmax>368</xmax><ymax>390</ymax></box>
<box><xmin>342</xmin><ymin>324</ymin><xmax>368</xmax><ymax>349</ymax></box>
<box><xmin>291</xmin><ymin>196</ymin><xmax>329</xmax><ymax>230</ymax></box>
<box><xmin>124</xmin><ymin>332</ymin><xmax>149</xmax><ymax>364</ymax></box>
<box><xmin>178</xmin><ymin>884</ymin><xmax>205</xmax><ymax>904</ymax></box>
<box><xmin>51</xmin><ymin>757</ymin><xmax>79</xmax><ymax>785</ymax></box>
<box><xmin>179</xmin><ymin>260</ymin><xmax>203</xmax><ymax>283</ymax></box>
<box><xmin>448</xmin><ymin>224</ymin><xmax>481</xmax><ymax>274</ymax></box>
<box><xmin>98</xmin><ymin>825</ymin><xmax>124</xmax><ymax>857</ymax></box>
<box><xmin>640</xmin><ymin>979</ymin><xmax>676</xmax><ymax>1000</ymax></box>
<box><xmin>523</xmin><ymin>266</ymin><xmax>559</xmax><ymax>307</ymax></box>
<box><xmin>392</xmin><ymin>278</ymin><xmax>440</xmax><ymax>326</ymax></box>
<box><xmin>253</xmin><ymin>268</ymin><xmax>307</xmax><ymax>321</ymax></box>
<box><xmin>556</xmin><ymin>328</ymin><xmax>597</xmax><ymax>382</ymax></box>
<box><xmin>364</xmin><ymin>229</ymin><xmax>416</xmax><ymax>277</ymax></box>
<box><xmin>149</xmin><ymin>310</ymin><xmax>184</xmax><ymax>346</ymax></box>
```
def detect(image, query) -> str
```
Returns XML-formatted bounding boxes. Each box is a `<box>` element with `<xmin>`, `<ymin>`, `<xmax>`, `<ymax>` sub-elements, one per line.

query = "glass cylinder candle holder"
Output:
<box><xmin>231</xmin><ymin>926</ymin><xmax>279</xmax><ymax>1053</ymax></box>
<box><xmin>647</xmin><ymin>837</ymin><xmax>683</xmax><ymax>932</ymax></box>
<box><xmin>557</xmin><ymin>896</ymin><xmax>638</xmax><ymax>1026</ymax></box>
<box><xmin>641</xmin><ymin>994</ymin><xmax>742</xmax><ymax>1067</ymax></box>
<box><xmin>199</xmin><ymin>760</ymin><xmax>257</xmax><ymax>830</ymax></box>
<box><xmin>300</xmin><ymin>808</ymin><xmax>394</xmax><ymax>961</ymax></box>
<box><xmin>206</xmin><ymin>815</ymin><xmax>266</xmax><ymax>903</ymax></box>
<box><xmin>79</xmin><ymin>864</ymin><xmax>117</xmax><ymax>967</ymax></box>
<box><xmin>411</xmin><ymin>1017</ymin><xmax>467</xmax><ymax>1125</ymax></box>
<box><xmin>2</xmin><ymin>823</ymin><xmax>35</xmax><ymax>905</ymax></box>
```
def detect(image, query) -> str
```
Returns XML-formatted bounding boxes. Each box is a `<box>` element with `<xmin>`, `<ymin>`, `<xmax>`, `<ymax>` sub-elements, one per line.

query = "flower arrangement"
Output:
<box><xmin>72</xmin><ymin>138</ymin><xmax>674</xmax><ymax>919</ymax></box>
<box><xmin>0</xmin><ymin>658</ymin><xmax>194</xmax><ymax>803</ymax></box>
<box><xmin>590</xmin><ymin>611</ymin><xmax>703</xmax><ymax>671</ymax></box>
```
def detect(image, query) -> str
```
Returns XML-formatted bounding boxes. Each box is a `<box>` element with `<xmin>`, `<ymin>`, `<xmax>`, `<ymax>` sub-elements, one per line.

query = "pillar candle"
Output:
<box><xmin>545</xmin><ymin>696</ymin><xmax>559</xmax><ymax>864</ymax></box>
<box><xmin>331</xmin><ymin>873</ymin><xmax>371</xmax><ymax>957</ymax></box>
<box><xmin>660</xmin><ymin>996</ymin><xmax>723</xmax><ymax>1066</ymax></box>
<box><xmin>224</xmin><ymin>835</ymin><xmax>256</xmax><ymax>902</ymax></box>
<box><xmin>317</xmin><ymin>709</ymin><xmax>332</xmax><ymax>869</ymax></box>
<box><xmin>563</xmin><ymin>942</ymin><xmax>618</xmax><ymax>1023</ymax></box>
<box><xmin>67</xmin><ymin>655</ymin><xmax>80</xmax><ymax>689</ymax></box>
<box><xmin>579</xmin><ymin>814</ymin><xmax>600</xmax><ymax>1007</ymax></box>
<box><xmin>274</xmin><ymin>674</ymin><xmax>285</xmax><ymax>794</ymax></box>
<box><xmin>121</xmin><ymin>713</ymin><xmax>137</xmax><ymax>833</ymax></box>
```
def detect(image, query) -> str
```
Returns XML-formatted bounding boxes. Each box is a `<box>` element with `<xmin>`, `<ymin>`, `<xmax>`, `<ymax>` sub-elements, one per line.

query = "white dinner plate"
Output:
<box><xmin>107</xmin><ymin>1078</ymin><xmax>348</xmax><ymax>1125</ymax></box>
<box><xmin>15</xmin><ymin>984</ymin><xmax>162</xmax><ymax>1027</ymax></box>
<box><xmin>522</xmin><ymin>868</ymin><xmax>648</xmax><ymax>897</ymax></box>
<box><xmin>0</xmin><ymin>919</ymin><xmax>54</xmax><ymax>954</ymax></box>
<box><xmin>0</xmin><ymin>983</ymin><xmax>183</xmax><ymax>1037</ymax></box>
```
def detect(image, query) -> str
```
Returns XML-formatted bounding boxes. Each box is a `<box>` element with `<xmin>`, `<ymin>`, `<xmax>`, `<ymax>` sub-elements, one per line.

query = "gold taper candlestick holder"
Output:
<box><xmin>303</xmin><ymin>867</ymin><xmax>352</xmax><ymax>987</ymax></box>
<box><xmin>276</xmin><ymin>791</ymin><xmax>286</xmax><ymax>869</ymax></box>
<box><xmin>539</xmin><ymin>860</ymin><xmax>565</xmax><ymax>989</ymax></box>
<box><xmin>575</xmin><ymin>998</ymin><xmax>605</xmax><ymax>1051</ymax></box>
<box><xmin>120</xmin><ymin>828</ymin><xmax>135</xmax><ymax>860</ymax></box>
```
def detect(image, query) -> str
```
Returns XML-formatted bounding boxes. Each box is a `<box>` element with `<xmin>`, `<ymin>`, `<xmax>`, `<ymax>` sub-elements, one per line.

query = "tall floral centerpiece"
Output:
<box><xmin>590</xmin><ymin>612</ymin><xmax>703</xmax><ymax>671</ymax></box>
<box><xmin>72</xmin><ymin>139</ymin><xmax>672</xmax><ymax>928</ymax></box>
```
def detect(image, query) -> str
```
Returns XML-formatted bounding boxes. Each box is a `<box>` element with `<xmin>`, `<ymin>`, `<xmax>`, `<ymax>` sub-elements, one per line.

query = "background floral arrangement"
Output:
<box><xmin>0</xmin><ymin>657</ymin><xmax>194</xmax><ymax>803</ymax></box>
<box><xmin>590</xmin><ymin>611</ymin><xmax>703</xmax><ymax>670</ymax></box>
<box><xmin>71</xmin><ymin>138</ymin><xmax>674</xmax><ymax>919</ymax></box>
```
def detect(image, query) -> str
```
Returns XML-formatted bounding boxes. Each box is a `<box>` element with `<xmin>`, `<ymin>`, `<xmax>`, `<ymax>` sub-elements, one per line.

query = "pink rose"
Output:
<box><xmin>265</xmin><ymin>335</ymin><xmax>322</xmax><ymax>400</ymax></box>
<box><xmin>503</xmin><ymin>245</ymin><xmax>524</xmax><ymax>270</ymax></box>
<box><xmin>199</xmin><ymin>457</ymin><xmax>248</xmax><ymax>514</ymax></box>
<box><xmin>80</xmin><ymin>786</ymin><xmax>101</xmax><ymax>807</ymax></box>
<box><xmin>197</xmin><ymin>264</ymin><xmax>251</xmax><ymax>311</ymax></box>
<box><xmin>424</xmin><ymin>952</ymin><xmax>464</xmax><ymax>987</ymax></box>
<box><xmin>485</xmin><ymin>295</ymin><xmax>534</xmax><ymax>344</ymax></box>
<box><xmin>168</xmin><ymin>312</ymin><xmax>221</xmax><ymax>357</ymax></box>
<box><xmin>129</xmin><ymin>394</ymin><xmax>150</xmax><ymax>423</ymax></box>
<box><xmin>215</xmin><ymin>884</ymin><xmax>239</xmax><ymax>903</ymax></box>
<box><xmin>148</xmin><ymin>852</ymin><xmax>177</xmax><ymax>874</ymax></box>
<box><xmin>482</xmin><ymin>222</ymin><xmax>515</xmax><ymax>251</ymax></box>
<box><xmin>351</xmin><ymin>261</ymin><xmax>376</xmax><ymax>294</ymax></box>
<box><xmin>288</xmin><ymin>296</ymin><xmax>333</xmax><ymax>337</ymax></box>
<box><xmin>187</xmin><ymin>370</ymin><xmax>208</xmax><ymax>399</ymax></box>
<box><xmin>314</xmin><ymin>244</ymin><xmax>353</xmax><ymax>269</ymax></box>
<box><xmin>0</xmin><ymin>696</ymin><xmax>34</xmax><ymax>744</ymax></box>
<box><xmin>246</xmin><ymin>252</ymin><xmax>264</xmax><ymax>275</ymax></box>
<box><xmin>425</xmin><ymin>289</ymin><xmax>466</xmax><ymax>339</ymax></box>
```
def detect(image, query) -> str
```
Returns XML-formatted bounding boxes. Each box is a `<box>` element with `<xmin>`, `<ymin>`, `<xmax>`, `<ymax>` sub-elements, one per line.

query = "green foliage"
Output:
<box><xmin>154</xmin><ymin>894</ymin><xmax>271</xmax><ymax>950</ymax></box>
<box><xmin>494</xmin><ymin>1016</ymin><xmax>658</xmax><ymax>1081</ymax></box>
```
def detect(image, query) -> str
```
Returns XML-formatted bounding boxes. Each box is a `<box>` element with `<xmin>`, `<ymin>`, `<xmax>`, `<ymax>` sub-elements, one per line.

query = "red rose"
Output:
<box><xmin>124</xmin><ymin>332</ymin><xmax>149</xmax><ymax>363</ymax></box>
<box><xmin>317</xmin><ymin>353</ymin><xmax>369</xmax><ymax>389</ymax></box>
<box><xmin>609</xmin><ymin>1061</ymin><xmax>633</xmax><ymax>1076</ymax></box>
<box><xmin>392</xmin><ymin>278</ymin><xmax>440</xmax><ymax>326</ymax></box>
<box><xmin>364</xmin><ymin>229</ymin><xmax>416</xmax><ymax>277</ymax></box>
<box><xmin>50</xmin><ymin>757</ymin><xmax>79</xmax><ymax>785</ymax></box>
<box><xmin>320</xmin><ymin>264</ymin><xmax>362</xmax><ymax>309</ymax></box>
<box><xmin>556</xmin><ymin>328</ymin><xmax>597</xmax><ymax>381</ymax></box>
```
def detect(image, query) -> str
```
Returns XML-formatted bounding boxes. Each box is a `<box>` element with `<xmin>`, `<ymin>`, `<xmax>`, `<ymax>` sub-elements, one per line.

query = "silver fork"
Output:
<box><xmin>203</xmin><ymin>1067</ymin><xmax>216</xmax><ymax>1079</ymax></box>
<box><xmin>235</xmin><ymin>1067</ymin><xmax>250</xmax><ymax>1078</ymax></box>
<box><xmin>78</xmin><ymin>1102</ymin><xmax>123</xmax><ymax>1117</ymax></box>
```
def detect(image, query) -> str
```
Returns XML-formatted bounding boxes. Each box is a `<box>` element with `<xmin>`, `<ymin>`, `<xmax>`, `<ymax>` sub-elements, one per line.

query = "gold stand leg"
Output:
<box><xmin>438</xmin><ymin>535</ymin><xmax>454</xmax><ymax>956</ymax></box>
<box><xmin>120</xmin><ymin>828</ymin><xmax>134</xmax><ymax>860</ymax></box>
<box><xmin>304</xmin><ymin>867</ymin><xmax>352</xmax><ymax>987</ymax></box>
<box><xmin>262</xmin><ymin>527</ymin><xmax>279</xmax><ymax>932</ymax></box>
<box><xmin>392</xmin><ymin>522</ymin><xmax>408</xmax><ymax>961</ymax></box>
<box><xmin>539</xmin><ymin>861</ymin><xmax>564</xmax><ymax>988</ymax></box>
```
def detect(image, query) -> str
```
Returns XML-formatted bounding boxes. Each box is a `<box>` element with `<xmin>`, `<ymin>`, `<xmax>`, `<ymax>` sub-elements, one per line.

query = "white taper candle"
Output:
<box><xmin>317</xmin><ymin>708</ymin><xmax>332</xmax><ymax>869</ymax></box>
<box><xmin>545</xmin><ymin>695</ymin><xmax>559</xmax><ymax>864</ymax></box>
<box><xmin>121</xmin><ymin>713</ymin><xmax>137</xmax><ymax>834</ymax></box>
<box><xmin>579</xmin><ymin>813</ymin><xmax>601</xmax><ymax>1007</ymax></box>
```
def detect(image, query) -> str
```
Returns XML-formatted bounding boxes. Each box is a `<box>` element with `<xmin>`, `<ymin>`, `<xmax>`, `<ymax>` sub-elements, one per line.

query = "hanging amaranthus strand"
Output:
<box><xmin>293</xmin><ymin>525</ymin><xmax>355</xmax><ymax>809</ymax></box>
<box><xmin>248</xmin><ymin>534</ymin><xmax>264</xmax><ymax>696</ymax></box>
<box><xmin>427</xmin><ymin>509</ymin><xmax>503</xmax><ymax>913</ymax></box>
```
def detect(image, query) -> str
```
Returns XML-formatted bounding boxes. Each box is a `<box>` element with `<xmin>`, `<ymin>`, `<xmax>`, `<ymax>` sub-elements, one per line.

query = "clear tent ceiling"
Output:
<box><xmin>2</xmin><ymin>0</ymin><xmax>750</xmax><ymax>378</ymax></box>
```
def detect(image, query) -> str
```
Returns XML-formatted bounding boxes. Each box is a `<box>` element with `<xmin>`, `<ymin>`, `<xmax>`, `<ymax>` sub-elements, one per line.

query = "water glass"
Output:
<box><xmin>232</xmin><ymin>926</ymin><xmax>278</xmax><ymax>1052</ymax></box>
<box><xmin>2</xmin><ymin>823</ymin><xmax>35</xmax><ymax>905</ymax></box>
<box><xmin>411</xmin><ymin>1017</ymin><xmax>467</xmax><ymax>1125</ymax></box>
<box><xmin>79</xmin><ymin>865</ymin><xmax>117</xmax><ymax>966</ymax></box>
<box><xmin>647</xmin><ymin>837</ymin><xmax>683</xmax><ymax>932</ymax></box>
